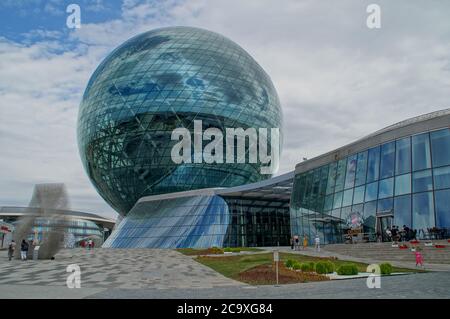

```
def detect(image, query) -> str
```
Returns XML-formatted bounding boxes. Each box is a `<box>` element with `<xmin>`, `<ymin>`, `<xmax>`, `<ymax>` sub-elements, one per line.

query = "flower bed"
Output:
<box><xmin>435</xmin><ymin>245</ymin><xmax>446</xmax><ymax>249</ymax></box>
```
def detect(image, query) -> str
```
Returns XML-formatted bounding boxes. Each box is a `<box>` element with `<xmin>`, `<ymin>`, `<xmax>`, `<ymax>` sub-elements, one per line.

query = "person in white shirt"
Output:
<box><xmin>314</xmin><ymin>235</ymin><xmax>321</xmax><ymax>252</ymax></box>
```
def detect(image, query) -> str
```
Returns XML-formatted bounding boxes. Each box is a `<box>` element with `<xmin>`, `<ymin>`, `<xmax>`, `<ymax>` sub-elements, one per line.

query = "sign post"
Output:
<box><xmin>273</xmin><ymin>250</ymin><xmax>279</xmax><ymax>286</ymax></box>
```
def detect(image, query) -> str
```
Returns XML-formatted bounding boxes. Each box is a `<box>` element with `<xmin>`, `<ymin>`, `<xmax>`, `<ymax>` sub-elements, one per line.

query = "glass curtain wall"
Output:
<box><xmin>290</xmin><ymin>128</ymin><xmax>450</xmax><ymax>244</ymax></box>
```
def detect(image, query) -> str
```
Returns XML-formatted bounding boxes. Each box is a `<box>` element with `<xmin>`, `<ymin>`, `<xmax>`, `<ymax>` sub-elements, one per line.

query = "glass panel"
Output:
<box><xmin>324</xmin><ymin>194</ymin><xmax>334</xmax><ymax>212</ymax></box>
<box><xmin>430</xmin><ymin>128</ymin><xmax>450</xmax><ymax>168</ymax></box>
<box><xmin>435</xmin><ymin>189</ymin><xmax>450</xmax><ymax>228</ymax></box>
<box><xmin>395</xmin><ymin>137</ymin><xmax>411</xmax><ymax>175</ymax></box>
<box><xmin>395</xmin><ymin>174</ymin><xmax>411</xmax><ymax>196</ymax></box>
<box><xmin>333</xmin><ymin>191</ymin><xmax>343</xmax><ymax>209</ymax></box>
<box><xmin>379</xmin><ymin>178</ymin><xmax>394</xmax><ymax>199</ymax></box>
<box><xmin>365</xmin><ymin>181</ymin><xmax>379</xmax><ymax>202</ymax></box>
<box><xmin>344</xmin><ymin>155</ymin><xmax>357</xmax><ymax>189</ymax></box>
<box><xmin>412</xmin><ymin>133</ymin><xmax>431</xmax><ymax>171</ymax></box>
<box><xmin>378</xmin><ymin>197</ymin><xmax>393</xmax><ymax>212</ymax></box>
<box><xmin>412</xmin><ymin>192</ymin><xmax>435</xmax><ymax>230</ymax></box>
<box><xmin>334</xmin><ymin>159</ymin><xmax>347</xmax><ymax>192</ymax></box>
<box><xmin>326</xmin><ymin>162</ymin><xmax>337</xmax><ymax>195</ymax></box>
<box><xmin>433</xmin><ymin>166</ymin><xmax>450</xmax><ymax>190</ymax></box>
<box><xmin>342</xmin><ymin>189</ymin><xmax>353</xmax><ymax>207</ymax></box>
<box><xmin>353</xmin><ymin>185</ymin><xmax>365</xmax><ymax>205</ymax></box>
<box><xmin>380</xmin><ymin>142</ymin><xmax>395</xmax><ymax>179</ymax></box>
<box><xmin>355</xmin><ymin>151</ymin><xmax>368</xmax><ymax>186</ymax></box>
<box><xmin>367</xmin><ymin>146</ymin><xmax>380</xmax><ymax>182</ymax></box>
<box><xmin>412</xmin><ymin>170</ymin><xmax>433</xmax><ymax>193</ymax></box>
<box><xmin>363</xmin><ymin>201</ymin><xmax>377</xmax><ymax>233</ymax></box>
<box><xmin>394</xmin><ymin>195</ymin><xmax>412</xmax><ymax>228</ymax></box>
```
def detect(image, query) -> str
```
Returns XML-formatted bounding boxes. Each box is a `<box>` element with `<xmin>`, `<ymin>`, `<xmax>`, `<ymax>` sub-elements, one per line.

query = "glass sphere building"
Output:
<box><xmin>77</xmin><ymin>26</ymin><xmax>283</xmax><ymax>215</ymax></box>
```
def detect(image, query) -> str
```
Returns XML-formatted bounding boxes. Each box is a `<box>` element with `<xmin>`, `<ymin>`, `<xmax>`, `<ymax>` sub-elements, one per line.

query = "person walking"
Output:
<box><xmin>414</xmin><ymin>247</ymin><xmax>424</xmax><ymax>268</ymax></box>
<box><xmin>290</xmin><ymin>237</ymin><xmax>294</xmax><ymax>250</ymax></box>
<box><xmin>303</xmin><ymin>234</ymin><xmax>308</xmax><ymax>250</ymax></box>
<box><xmin>20</xmin><ymin>239</ymin><xmax>29</xmax><ymax>261</ymax></box>
<box><xmin>314</xmin><ymin>234</ymin><xmax>321</xmax><ymax>252</ymax></box>
<box><xmin>88</xmin><ymin>239</ymin><xmax>93</xmax><ymax>250</ymax></box>
<box><xmin>294</xmin><ymin>236</ymin><xmax>299</xmax><ymax>251</ymax></box>
<box><xmin>8</xmin><ymin>240</ymin><xmax>16</xmax><ymax>261</ymax></box>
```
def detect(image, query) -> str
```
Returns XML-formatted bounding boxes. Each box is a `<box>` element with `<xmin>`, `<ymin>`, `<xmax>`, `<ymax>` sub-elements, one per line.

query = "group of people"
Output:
<box><xmin>385</xmin><ymin>225</ymin><xmax>417</xmax><ymax>243</ymax></box>
<box><xmin>79</xmin><ymin>239</ymin><xmax>95</xmax><ymax>249</ymax></box>
<box><xmin>7</xmin><ymin>239</ymin><xmax>32</xmax><ymax>261</ymax></box>
<box><xmin>290</xmin><ymin>234</ymin><xmax>321</xmax><ymax>252</ymax></box>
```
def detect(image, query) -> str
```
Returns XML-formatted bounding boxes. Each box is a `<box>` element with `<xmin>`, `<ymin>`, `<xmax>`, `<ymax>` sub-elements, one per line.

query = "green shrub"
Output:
<box><xmin>315</xmin><ymin>261</ymin><xmax>334</xmax><ymax>274</ymax></box>
<box><xmin>300</xmin><ymin>262</ymin><xmax>314</xmax><ymax>272</ymax></box>
<box><xmin>380</xmin><ymin>263</ymin><xmax>393</xmax><ymax>275</ymax></box>
<box><xmin>285</xmin><ymin>259</ymin><xmax>296</xmax><ymax>268</ymax></box>
<box><xmin>336</xmin><ymin>263</ymin><xmax>358</xmax><ymax>275</ymax></box>
<box><xmin>308</xmin><ymin>261</ymin><xmax>315</xmax><ymax>270</ymax></box>
<box><xmin>292</xmin><ymin>261</ymin><xmax>302</xmax><ymax>270</ymax></box>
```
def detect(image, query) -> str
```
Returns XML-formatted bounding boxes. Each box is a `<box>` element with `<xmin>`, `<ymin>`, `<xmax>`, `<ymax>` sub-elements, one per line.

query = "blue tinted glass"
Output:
<box><xmin>367</xmin><ymin>146</ymin><xmax>380</xmax><ymax>182</ymax></box>
<box><xmin>324</xmin><ymin>194</ymin><xmax>334</xmax><ymax>211</ymax></box>
<box><xmin>430</xmin><ymin>129</ymin><xmax>450</xmax><ymax>168</ymax></box>
<box><xmin>395</xmin><ymin>174</ymin><xmax>411</xmax><ymax>196</ymax></box>
<box><xmin>363</xmin><ymin>201</ymin><xmax>377</xmax><ymax>232</ymax></box>
<box><xmin>355</xmin><ymin>151</ymin><xmax>368</xmax><ymax>186</ymax></box>
<box><xmin>344</xmin><ymin>155</ymin><xmax>357</xmax><ymax>189</ymax></box>
<box><xmin>433</xmin><ymin>166</ymin><xmax>450</xmax><ymax>190</ymax></box>
<box><xmin>435</xmin><ymin>189</ymin><xmax>450</xmax><ymax>228</ymax></box>
<box><xmin>365</xmin><ymin>181</ymin><xmax>379</xmax><ymax>202</ymax></box>
<box><xmin>333</xmin><ymin>191</ymin><xmax>343</xmax><ymax>209</ymax></box>
<box><xmin>380</xmin><ymin>142</ymin><xmax>395</xmax><ymax>179</ymax></box>
<box><xmin>334</xmin><ymin>159</ymin><xmax>347</xmax><ymax>192</ymax></box>
<box><xmin>394</xmin><ymin>195</ymin><xmax>411</xmax><ymax>227</ymax></box>
<box><xmin>326</xmin><ymin>162</ymin><xmax>337</xmax><ymax>195</ymax></box>
<box><xmin>412</xmin><ymin>170</ymin><xmax>433</xmax><ymax>193</ymax></box>
<box><xmin>342</xmin><ymin>189</ymin><xmax>353</xmax><ymax>207</ymax></box>
<box><xmin>412</xmin><ymin>192</ymin><xmax>435</xmax><ymax>230</ymax></box>
<box><xmin>395</xmin><ymin>137</ymin><xmax>411</xmax><ymax>175</ymax></box>
<box><xmin>378</xmin><ymin>197</ymin><xmax>393</xmax><ymax>212</ymax></box>
<box><xmin>353</xmin><ymin>185</ymin><xmax>365</xmax><ymax>204</ymax></box>
<box><xmin>412</xmin><ymin>133</ymin><xmax>431</xmax><ymax>171</ymax></box>
<box><xmin>379</xmin><ymin>178</ymin><xmax>394</xmax><ymax>199</ymax></box>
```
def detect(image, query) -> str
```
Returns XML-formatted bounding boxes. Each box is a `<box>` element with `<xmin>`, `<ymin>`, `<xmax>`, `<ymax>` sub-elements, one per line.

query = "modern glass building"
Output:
<box><xmin>103</xmin><ymin>173</ymin><xmax>292</xmax><ymax>248</ymax></box>
<box><xmin>77</xmin><ymin>26</ymin><xmax>283</xmax><ymax>215</ymax></box>
<box><xmin>290</xmin><ymin>109</ymin><xmax>450</xmax><ymax>245</ymax></box>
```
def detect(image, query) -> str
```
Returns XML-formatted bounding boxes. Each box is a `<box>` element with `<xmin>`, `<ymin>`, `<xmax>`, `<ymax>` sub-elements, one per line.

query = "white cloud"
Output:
<box><xmin>1</xmin><ymin>0</ymin><xmax>450</xmax><ymax>219</ymax></box>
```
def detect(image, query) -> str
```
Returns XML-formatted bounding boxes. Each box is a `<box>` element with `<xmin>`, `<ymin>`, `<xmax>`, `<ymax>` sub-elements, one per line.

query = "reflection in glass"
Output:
<box><xmin>412</xmin><ymin>192</ymin><xmax>435</xmax><ymax>230</ymax></box>
<box><xmin>380</xmin><ymin>142</ymin><xmax>395</xmax><ymax>179</ymax></box>
<box><xmin>395</xmin><ymin>174</ymin><xmax>411</xmax><ymax>196</ymax></box>
<box><xmin>394</xmin><ymin>195</ymin><xmax>412</xmax><ymax>227</ymax></box>
<box><xmin>355</xmin><ymin>151</ymin><xmax>368</xmax><ymax>186</ymax></box>
<box><xmin>365</xmin><ymin>181</ymin><xmax>379</xmax><ymax>202</ymax></box>
<box><xmin>344</xmin><ymin>155</ymin><xmax>357</xmax><ymax>189</ymax></box>
<box><xmin>379</xmin><ymin>178</ymin><xmax>394</xmax><ymax>199</ymax></box>
<box><xmin>333</xmin><ymin>191</ymin><xmax>343</xmax><ymax>209</ymax></box>
<box><xmin>353</xmin><ymin>185</ymin><xmax>365</xmax><ymax>204</ymax></box>
<box><xmin>430</xmin><ymin>128</ymin><xmax>450</xmax><ymax>168</ymax></box>
<box><xmin>412</xmin><ymin>170</ymin><xmax>433</xmax><ymax>193</ymax></box>
<box><xmin>433</xmin><ymin>166</ymin><xmax>450</xmax><ymax>190</ymax></box>
<box><xmin>412</xmin><ymin>133</ymin><xmax>431</xmax><ymax>171</ymax></box>
<box><xmin>326</xmin><ymin>162</ymin><xmax>337</xmax><ymax>195</ymax></box>
<box><xmin>335</xmin><ymin>159</ymin><xmax>347</xmax><ymax>192</ymax></box>
<box><xmin>367</xmin><ymin>146</ymin><xmax>380</xmax><ymax>183</ymax></box>
<box><xmin>396</xmin><ymin>137</ymin><xmax>411</xmax><ymax>175</ymax></box>
<box><xmin>435</xmin><ymin>189</ymin><xmax>450</xmax><ymax>228</ymax></box>
<box><xmin>342</xmin><ymin>189</ymin><xmax>353</xmax><ymax>207</ymax></box>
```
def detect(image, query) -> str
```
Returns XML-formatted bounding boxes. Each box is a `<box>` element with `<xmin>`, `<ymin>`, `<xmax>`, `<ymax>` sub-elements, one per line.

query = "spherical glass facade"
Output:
<box><xmin>77</xmin><ymin>27</ymin><xmax>283</xmax><ymax>215</ymax></box>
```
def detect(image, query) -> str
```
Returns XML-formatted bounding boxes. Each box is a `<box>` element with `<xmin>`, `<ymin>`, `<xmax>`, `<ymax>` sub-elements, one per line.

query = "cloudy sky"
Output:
<box><xmin>1</xmin><ymin>0</ymin><xmax>450</xmax><ymax>220</ymax></box>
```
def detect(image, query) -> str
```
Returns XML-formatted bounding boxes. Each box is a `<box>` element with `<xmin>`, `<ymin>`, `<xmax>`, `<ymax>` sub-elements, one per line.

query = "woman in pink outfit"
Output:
<box><xmin>414</xmin><ymin>248</ymin><xmax>424</xmax><ymax>268</ymax></box>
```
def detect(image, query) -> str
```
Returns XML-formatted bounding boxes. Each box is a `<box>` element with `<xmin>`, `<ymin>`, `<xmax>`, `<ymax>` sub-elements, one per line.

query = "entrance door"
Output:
<box><xmin>375</xmin><ymin>211</ymin><xmax>394</xmax><ymax>242</ymax></box>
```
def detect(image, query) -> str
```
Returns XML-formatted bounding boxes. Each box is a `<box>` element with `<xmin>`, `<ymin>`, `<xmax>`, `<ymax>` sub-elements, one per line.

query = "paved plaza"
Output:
<box><xmin>0</xmin><ymin>248</ymin><xmax>449</xmax><ymax>299</ymax></box>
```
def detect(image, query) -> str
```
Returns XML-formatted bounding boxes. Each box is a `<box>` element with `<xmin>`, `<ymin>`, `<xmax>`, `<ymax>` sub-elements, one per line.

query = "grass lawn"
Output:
<box><xmin>176</xmin><ymin>247</ymin><xmax>263</xmax><ymax>256</ymax></box>
<box><xmin>195</xmin><ymin>252</ymin><xmax>424</xmax><ymax>285</ymax></box>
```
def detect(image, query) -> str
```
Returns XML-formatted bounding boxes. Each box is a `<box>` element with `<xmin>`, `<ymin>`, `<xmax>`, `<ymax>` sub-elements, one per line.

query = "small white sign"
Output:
<box><xmin>273</xmin><ymin>251</ymin><xmax>279</xmax><ymax>262</ymax></box>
